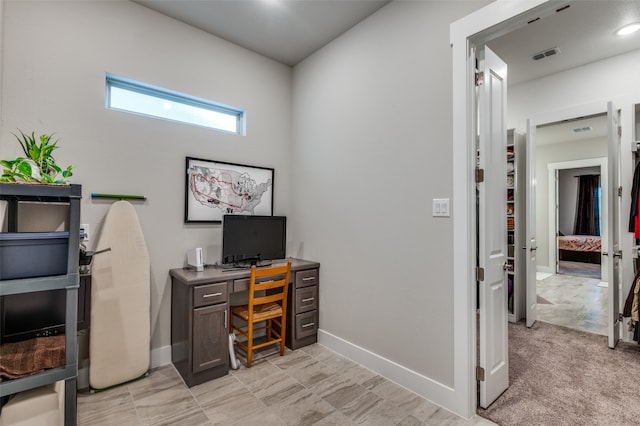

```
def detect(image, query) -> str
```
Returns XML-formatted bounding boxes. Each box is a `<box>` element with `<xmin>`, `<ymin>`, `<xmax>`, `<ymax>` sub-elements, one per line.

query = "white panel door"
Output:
<box><xmin>478</xmin><ymin>46</ymin><xmax>508</xmax><ymax>409</ymax></box>
<box><xmin>526</xmin><ymin>119</ymin><xmax>537</xmax><ymax>327</ymax></box>
<box><xmin>607</xmin><ymin>101</ymin><xmax>621</xmax><ymax>348</ymax></box>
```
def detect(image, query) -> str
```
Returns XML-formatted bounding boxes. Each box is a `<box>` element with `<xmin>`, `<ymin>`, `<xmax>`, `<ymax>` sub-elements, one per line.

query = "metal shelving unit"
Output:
<box><xmin>0</xmin><ymin>183</ymin><xmax>81</xmax><ymax>426</ymax></box>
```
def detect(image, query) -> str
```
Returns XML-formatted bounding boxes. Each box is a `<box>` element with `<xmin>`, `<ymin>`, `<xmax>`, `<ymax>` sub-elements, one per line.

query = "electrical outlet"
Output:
<box><xmin>80</xmin><ymin>224</ymin><xmax>90</xmax><ymax>242</ymax></box>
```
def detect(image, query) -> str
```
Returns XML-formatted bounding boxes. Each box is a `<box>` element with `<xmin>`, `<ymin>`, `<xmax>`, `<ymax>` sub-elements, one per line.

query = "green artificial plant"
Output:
<box><xmin>1</xmin><ymin>130</ymin><xmax>74</xmax><ymax>184</ymax></box>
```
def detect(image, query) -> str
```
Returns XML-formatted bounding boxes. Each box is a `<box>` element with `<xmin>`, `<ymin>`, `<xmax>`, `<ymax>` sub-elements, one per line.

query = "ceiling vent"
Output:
<box><xmin>572</xmin><ymin>126</ymin><xmax>592</xmax><ymax>134</ymax></box>
<box><xmin>532</xmin><ymin>47</ymin><xmax>561</xmax><ymax>61</ymax></box>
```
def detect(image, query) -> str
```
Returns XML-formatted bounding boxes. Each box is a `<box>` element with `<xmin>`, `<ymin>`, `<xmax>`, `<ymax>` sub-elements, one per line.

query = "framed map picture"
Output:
<box><xmin>185</xmin><ymin>157</ymin><xmax>274</xmax><ymax>223</ymax></box>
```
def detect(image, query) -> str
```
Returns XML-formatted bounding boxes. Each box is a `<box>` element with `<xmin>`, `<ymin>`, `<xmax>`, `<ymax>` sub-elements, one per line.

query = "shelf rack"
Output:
<box><xmin>507</xmin><ymin>130</ymin><xmax>526</xmax><ymax>322</ymax></box>
<box><xmin>0</xmin><ymin>183</ymin><xmax>81</xmax><ymax>426</ymax></box>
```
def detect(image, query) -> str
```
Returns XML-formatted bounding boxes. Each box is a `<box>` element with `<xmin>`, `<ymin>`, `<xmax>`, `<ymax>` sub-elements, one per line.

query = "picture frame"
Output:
<box><xmin>185</xmin><ymin>156</ymin><xmax>274</xmax><ymax>223</ymax></box>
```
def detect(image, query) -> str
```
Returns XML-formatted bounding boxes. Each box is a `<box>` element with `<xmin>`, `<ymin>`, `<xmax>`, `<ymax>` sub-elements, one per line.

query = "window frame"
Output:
<box><xmin>105</xmin><ymin>73</ymin><xmax>245</xmax><ymax>135</ymax></box>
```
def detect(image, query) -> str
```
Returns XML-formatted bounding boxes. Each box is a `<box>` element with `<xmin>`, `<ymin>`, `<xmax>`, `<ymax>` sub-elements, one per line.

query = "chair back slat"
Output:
<box><xmin>254</xmin><ymin>278</ymin><xmax>287</xmax><ymax>292</ymax></box>
<box><xmin>254</xmin><ymin>292</ymin><xmax>286</xmax><ymax>306</ymax></box>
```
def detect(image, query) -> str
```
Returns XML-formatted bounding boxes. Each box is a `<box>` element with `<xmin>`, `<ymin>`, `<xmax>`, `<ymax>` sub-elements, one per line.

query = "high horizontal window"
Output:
<box><xmin>105</xmin><ymin>73</ymin><xmax>245</xmax><ymax>135</ymax></box>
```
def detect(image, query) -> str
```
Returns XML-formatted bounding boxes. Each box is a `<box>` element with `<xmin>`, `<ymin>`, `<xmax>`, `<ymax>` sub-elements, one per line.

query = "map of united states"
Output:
<box><xmin>188</xmin><ymin>165</ymin><xmax>272</xmax><ymax>214</ymax></box>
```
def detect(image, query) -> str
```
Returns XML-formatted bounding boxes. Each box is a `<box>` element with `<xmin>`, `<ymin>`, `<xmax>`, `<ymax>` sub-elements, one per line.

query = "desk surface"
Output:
<box><xmin>169</xmin><ymin>257</ymin><xmax>320</xmax><ymax>286</ymax></box>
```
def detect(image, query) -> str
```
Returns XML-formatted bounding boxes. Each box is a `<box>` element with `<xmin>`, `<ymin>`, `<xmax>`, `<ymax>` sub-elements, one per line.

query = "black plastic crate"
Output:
<box><xmin>0</xmin><ymin>232</ymin><xmax>70</xmax><ymax>280</ymax></box>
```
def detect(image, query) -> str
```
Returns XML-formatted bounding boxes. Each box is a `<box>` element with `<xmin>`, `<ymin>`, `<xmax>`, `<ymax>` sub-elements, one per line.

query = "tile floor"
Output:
<box><xmin>77</xmin><ymin>344</ymin><xmax>496</xmax><ymax>426</ymax></box>
<box><xmin>536</xmin><ymin>270</ymin><xmax>608</xmax><ymax>335</ymax></box>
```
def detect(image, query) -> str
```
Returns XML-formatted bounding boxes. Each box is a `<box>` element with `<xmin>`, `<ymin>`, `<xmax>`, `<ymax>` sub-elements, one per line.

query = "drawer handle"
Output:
<box><xmin>301</xmin><ymin>297</ymin><xmax>315</xmax><ymax>303</ymax></box>
<box><xmin>203</xmin><ymin>292</ymin><xmax>223</xmax><ymax>298</ymax></box>
<box><xmin>302</xmin><ymin>277</ymin><xmax>315</xmax><ymax>281</ymax></box>
<box><xmin>302</xmin><ymin>322</ymin><xmax>315</xmax><ymax>328</ymax></box>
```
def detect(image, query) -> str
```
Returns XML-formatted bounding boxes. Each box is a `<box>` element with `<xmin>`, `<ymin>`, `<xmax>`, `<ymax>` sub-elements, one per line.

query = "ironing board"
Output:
<box><xmin>89</xmin><ymin>201</ymin><xmax>150</xmax><ymax>389</ymax></box>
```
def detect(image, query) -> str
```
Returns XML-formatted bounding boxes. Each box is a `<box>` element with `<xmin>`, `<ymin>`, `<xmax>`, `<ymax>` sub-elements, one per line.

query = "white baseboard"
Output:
<box><xmin>537</xmin><ymin>265</ymin><xmax>554</xmax><ymax>274</ymax></box>
<box><xmin>318</xmin><ymin>329</ymin><xmax>459</xmax><ymax>416</ymax></box>
<box><xmin>150</xmin><ymin>345</ymin><xmax>172</xmax><ymax>369</ymax></box>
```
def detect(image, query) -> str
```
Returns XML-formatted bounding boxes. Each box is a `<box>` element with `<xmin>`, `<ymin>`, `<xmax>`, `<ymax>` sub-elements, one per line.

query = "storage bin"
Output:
<box><xmin>0</xmin><ymin>232</ymin><xmax>69</xmax><ymax>280</ymax></box>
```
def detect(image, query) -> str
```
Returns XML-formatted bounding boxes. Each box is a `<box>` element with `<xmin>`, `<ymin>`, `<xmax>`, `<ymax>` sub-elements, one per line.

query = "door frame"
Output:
<box><xmin>451</xmin><ymin>0</ymin><xmax>635</xmax><ymax>418</ymax></box>
<box><xmin>451</xmin><ymin>0</ymin><xmax>552</xmax><ymax>417</ymax></box>
<box><xmin>547</xmin><ymin>157</ymin><xmax>608</xmax><ymax>279</ymax></box>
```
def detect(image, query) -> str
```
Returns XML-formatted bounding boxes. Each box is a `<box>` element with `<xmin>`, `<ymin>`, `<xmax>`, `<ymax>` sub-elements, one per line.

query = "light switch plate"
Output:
<box><xmin>432</xmin><ymin>198</ymin><xmax>450</xmax><ymax>217</ymax></box>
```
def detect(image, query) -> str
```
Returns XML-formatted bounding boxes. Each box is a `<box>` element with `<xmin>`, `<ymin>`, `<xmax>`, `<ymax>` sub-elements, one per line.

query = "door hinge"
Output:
<box><xmin>618</xmin><ymin>186</ymin><xmax>623</xmax><ymax>197</ymax></box>
<box><xmin>475</xmin><ymin>168</ymin><xmax>485</xmax><ymax>183</ymax></box>
<box><xmin>619</xmin><ymin>313</ymin><xmax>625</xmax><ymax>322</ymax></box>
<box><xmin>475</xmin><ymin>71</ymin><xmax>484</xmax><ymax>86</ymax></box>
<box><xmin>476</xmin><ymin>267</ymin><xmax>485</xmax><ymax>281</ymax></box>
<box><xmin>476</xmin><ymin>366</ymin><xmax>485</xmax><ymax>381</ymax></box>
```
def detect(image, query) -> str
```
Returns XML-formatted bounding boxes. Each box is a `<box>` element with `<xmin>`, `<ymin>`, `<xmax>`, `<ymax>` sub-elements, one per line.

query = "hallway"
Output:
<box><xmin>536</xmin><ymin>272</ymin><xmax>607</xmax><ymax>335</ymax></box>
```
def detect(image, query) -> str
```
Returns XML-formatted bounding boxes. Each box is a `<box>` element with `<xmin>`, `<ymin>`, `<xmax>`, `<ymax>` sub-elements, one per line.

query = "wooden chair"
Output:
<box><xmin>230</xmin><ymin>261</ymin><xmax>291</xmax><ymax>367</ymax></box>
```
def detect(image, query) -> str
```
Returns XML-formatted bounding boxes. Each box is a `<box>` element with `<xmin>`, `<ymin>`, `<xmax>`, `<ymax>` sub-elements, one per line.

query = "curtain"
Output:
<box><xmin>574</xmin><ymin>174</ymin><xmax>600</xmax><ymax>236</ymax></box>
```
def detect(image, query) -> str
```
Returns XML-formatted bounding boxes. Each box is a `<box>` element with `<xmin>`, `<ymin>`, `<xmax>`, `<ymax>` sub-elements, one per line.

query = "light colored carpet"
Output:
<box><xmin>478</xmin><ymin>321</ymin><xmax>640</xmax><ymax>425</ymax></box>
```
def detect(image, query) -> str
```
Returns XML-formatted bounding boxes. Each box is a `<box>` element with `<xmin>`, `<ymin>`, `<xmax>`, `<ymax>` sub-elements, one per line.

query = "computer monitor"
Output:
<box><xmin>221</xmin><ymin>215</ymin><xmax>286</xmax><ymax>266</ymax></box>
<box><xmin>1</xmin><ymin>289</ymin><xmax>66</xmax><ymax>343</ymax></box>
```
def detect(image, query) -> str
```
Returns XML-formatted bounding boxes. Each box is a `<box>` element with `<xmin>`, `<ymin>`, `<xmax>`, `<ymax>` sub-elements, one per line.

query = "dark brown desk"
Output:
<box><xmin>169</xmin><ymin>258</ymin><xmax>319</xmax><ymax>387</ymax></box>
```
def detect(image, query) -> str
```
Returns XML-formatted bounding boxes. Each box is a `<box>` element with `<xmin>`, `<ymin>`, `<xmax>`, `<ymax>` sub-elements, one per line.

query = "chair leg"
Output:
<box><xmin>280</xmin><ymin>329</ymin><xmax>285</xmax><ymax>356</ymax></box>
<box><xmin>247</xmin><ymin>321</ymin><xmax>253</xmax><ymax>368</ymax></box>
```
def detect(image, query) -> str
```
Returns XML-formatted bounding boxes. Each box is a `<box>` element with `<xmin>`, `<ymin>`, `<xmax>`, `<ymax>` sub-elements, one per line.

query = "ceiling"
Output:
<box><xmin>133</xmin><ymin>0</ymin><xmax>390</xmax><ymax>66</ymax></box>
<box><xmin>486</xmin><ymin>0</ymin><xmax>640</xmax><ymax>86</ymax></box>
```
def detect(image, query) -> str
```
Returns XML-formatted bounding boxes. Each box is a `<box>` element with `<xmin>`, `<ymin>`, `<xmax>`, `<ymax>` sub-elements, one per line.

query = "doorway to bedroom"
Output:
<box><xmin>536</xmin><ymin>115</ymin><xmax>608</xmax><ymax>336</ymax></box>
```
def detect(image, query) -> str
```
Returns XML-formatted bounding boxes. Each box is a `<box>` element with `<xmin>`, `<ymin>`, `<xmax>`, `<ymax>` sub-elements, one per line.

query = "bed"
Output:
<box><xmin>557</xmin><ymin>235</ymin><xmax>602</xmax><ymax>264</ymax></box>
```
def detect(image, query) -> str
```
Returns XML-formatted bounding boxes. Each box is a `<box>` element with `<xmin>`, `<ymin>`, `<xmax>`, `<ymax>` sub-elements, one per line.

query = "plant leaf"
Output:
<box><xmin>16</xmin><ymin>160</ymin><xmax>32</xmax><ymax>177</ymax></box>
<box><xmin>40</xmin><ymin>172</ymin><xmax>54</xmax><ymax>183</ymax></box>
<box><xmin>62</xmin><ymin>165</ymin><xmax>74</xmax><ymax>178</ymax></box>
<box><xmin>0</xmin><ymin>159</ymin><xmax>16</xmax><ymax>168</ymax></box>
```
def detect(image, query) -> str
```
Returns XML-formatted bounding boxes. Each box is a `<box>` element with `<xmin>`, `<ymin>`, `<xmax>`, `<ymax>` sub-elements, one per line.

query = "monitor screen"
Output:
<box><xmin>221</xmin><ymin>215</ymin><xmax>286</xmax><ymax>265</ymax></box>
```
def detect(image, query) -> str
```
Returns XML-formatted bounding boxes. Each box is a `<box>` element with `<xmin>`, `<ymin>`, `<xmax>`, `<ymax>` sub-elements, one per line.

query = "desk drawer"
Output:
<box><xmin>233</xmin><ymin>275</ymin><xmax>286</xmax><ymax>293</ymax></box>
<box><xmin>233</xmin><ymin>278</ymin><xmax>250</xmax><ymax>293</ymax></box>
<box><xmin>295</xmin><ymin>269</ymin><xmax>318</xmax><ymax>288</ymax></box>
<box><xmin>295</xmin><ymin>286</ymin><xmax>318</xmax><ymax>314</ymax></box>
<box><xmin>194</xmin><ymin>282</ymin><xmax>227</xmax><ymax>308</ymax></box>
<box><xmin>294</xmin><ymin>311</ymin><xmax>318</xmax><ymax>339</ymax></box>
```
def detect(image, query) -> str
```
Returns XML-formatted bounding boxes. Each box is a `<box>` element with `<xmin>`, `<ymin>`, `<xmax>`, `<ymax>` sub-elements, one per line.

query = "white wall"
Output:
<box><xmin>508</xmin><ymin>50</ymin><xmax>640</xmax><ymax>131</ymax></box>
<box><xmin>1</xmin><ymin>0</ymin><xmax>293</xmax><ymax>352</ymax></box>
<box><xmin>292</xmin><ymin>0</ymin><xmax>488</xmax><ymax>393</ymax></box>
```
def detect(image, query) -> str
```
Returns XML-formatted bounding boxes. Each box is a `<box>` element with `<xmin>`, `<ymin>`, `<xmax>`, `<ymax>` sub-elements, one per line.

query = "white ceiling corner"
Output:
<box><xmin>132</xmin><ymin>0</ymin><xmax>391</xmax><ymax>66</ymax></box>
